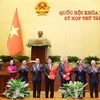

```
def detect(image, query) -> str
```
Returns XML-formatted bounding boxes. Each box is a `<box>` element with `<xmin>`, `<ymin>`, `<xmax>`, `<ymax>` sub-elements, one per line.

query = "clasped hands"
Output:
<box><xmin>92</xmin><ymin>68</ymin><xmax>98</xmax><ymax>73</ymax></box>
<box><xmin>33</xmin><ymin>67</ymin><xmax>40</xmax><ymax>71</ymax></box>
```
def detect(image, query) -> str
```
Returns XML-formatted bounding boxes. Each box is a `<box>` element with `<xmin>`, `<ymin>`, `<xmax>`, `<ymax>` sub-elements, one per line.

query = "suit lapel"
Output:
<box><xmin>63</xmin><ymin>64</ymin><xmax>65</xmax><ymax>70</ymax></box>
<box><xmin>38</xmin><ymin>64</ymin><xmax>40</xmax><ymax>69</ymax></box>
<box><xmin>47</xmin><ymin>64</ymin><xmax>49</xmax><ymax>69</ymax></box>
<box><xmin>35</xmin><ymin>64</ymin><xmax>38</xmax><ymax>70</ymax></box>
<box><xmin>46</xmin><ymin>64</ymin><xmax>50</xmax><ymax>73</ymax></box>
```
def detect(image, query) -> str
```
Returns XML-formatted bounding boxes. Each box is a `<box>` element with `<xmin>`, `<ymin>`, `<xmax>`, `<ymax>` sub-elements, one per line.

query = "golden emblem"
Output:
<box><xmin>35</xmin><ymin>0</ymin><xmax>50</xmax><ymax>16</ymax></box>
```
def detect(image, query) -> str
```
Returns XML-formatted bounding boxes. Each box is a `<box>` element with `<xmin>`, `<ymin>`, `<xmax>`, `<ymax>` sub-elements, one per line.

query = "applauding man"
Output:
<box><xmin>88</xmin><ymin>60</ymin><xmax>100</xmax><ymax>98</ymax></box>
<box><xmin>74</xmin><ymin>60</ymin><xmax>87</xmax><ymax>97</ymax></box>
<box><xmin>31</xmin><ymin>58</ymin><xmax>43</xmax><ymax>98</ymax></box>
<box><xmin>18</xmin><ymin>60</ymin><xmax>29</xmax><ymax>83</ymax></box>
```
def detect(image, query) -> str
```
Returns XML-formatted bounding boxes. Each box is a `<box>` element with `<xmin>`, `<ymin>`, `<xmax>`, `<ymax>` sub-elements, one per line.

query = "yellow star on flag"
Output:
<box><xmin>7</xmin><ymin>8</ymin><xmax>23</xmax><ymax>56</ymax></box>
<box><xmin>10</xmin><ymin>26</ymin><xmax>19</xmax><ymax>38</ymax></box>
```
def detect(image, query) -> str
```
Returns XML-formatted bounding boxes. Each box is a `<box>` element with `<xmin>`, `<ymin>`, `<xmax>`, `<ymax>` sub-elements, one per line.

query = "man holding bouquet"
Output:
<box><xmin>44</xmin><ymin>58</ymin><xmax>58</xmax><ymax>98</ymax></box>
<box><xmin>59</xmin><ymin>57</ymin><xmax>73</xmax><ymax>98</ymax></box>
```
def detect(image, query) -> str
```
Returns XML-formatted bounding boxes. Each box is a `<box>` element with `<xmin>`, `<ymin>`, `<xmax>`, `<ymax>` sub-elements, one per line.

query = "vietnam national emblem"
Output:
<box><xmin>35</xmin><ymin>0</ymin><xmax>50</xmax><ymax>16</ymax></box>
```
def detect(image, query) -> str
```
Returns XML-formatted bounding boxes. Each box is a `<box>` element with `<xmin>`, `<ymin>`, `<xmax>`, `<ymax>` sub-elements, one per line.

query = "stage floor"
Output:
<box><xmin>0</xmin><ymin>91</ymin><xmax>100</xmax><ymax>100</ymax></box>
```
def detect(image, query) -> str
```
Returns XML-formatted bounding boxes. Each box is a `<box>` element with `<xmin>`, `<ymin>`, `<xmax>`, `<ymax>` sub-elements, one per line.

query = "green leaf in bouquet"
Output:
<box><xmin>70</xmin><ymin>62</ymin><xmax>76</xmax><ymax>68</ymax></box>
<box><xmin>53</xmin><ymin>62</ymin><xmax>59</xmax><ymax>66</ymax></box>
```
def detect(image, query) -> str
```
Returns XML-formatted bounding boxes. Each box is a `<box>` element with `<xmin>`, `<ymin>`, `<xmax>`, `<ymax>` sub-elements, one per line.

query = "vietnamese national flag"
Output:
<box><xmin>7</xmin><ymin>8</ymin><xmax>23</xmax><ymax>56</ymax></box>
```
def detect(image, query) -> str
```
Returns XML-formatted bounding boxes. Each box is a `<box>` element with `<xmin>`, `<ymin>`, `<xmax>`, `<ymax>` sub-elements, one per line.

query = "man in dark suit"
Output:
<box><xmin>74</xmin><ymin>60</ymin><xmax>87</xmax><ymax>97</ymax></box>
<box><xmin>31</xmin><ymin>58</ymin><xmax>43</xmax><ymax>98</ymax></box>
<box><xmin>44</xmin><ymin>58</ymin><xmax>55</xmax><ymax>98</ymax></box>
<box><xmin>59</xmin><ymin>57</ymin><xmax>72</xmax><ymax>98</ymax></box>
<box><xmin>18</xmin><ymin>60</ymin><xmax>29</xmax><ymax>83</ymax></box>
<box><xmin>88</xmin><ymin>60</ymin><xmax>100</xmax><ymax>98</ymax></box>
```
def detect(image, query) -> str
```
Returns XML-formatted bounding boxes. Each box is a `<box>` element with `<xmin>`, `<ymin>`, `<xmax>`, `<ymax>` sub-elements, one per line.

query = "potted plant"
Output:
<box><xmin>14</xmin><ymin>56</ymin><xmax>29</xmax><ymax>62</ymax></box>
<box><xmin>3</xmin><ymin>79</ymin><xmax>30</xmax><ymax>100</ymax></box>
<box><xmin>58</xmin><ymin>81</ymin><xmax>88</xmax><ymax>98</ymax></box>
<box><xmin>0</xmin><ymin>55</ymin><xmax>13</xmax><ymax>63</ymax></box>
<box><xmin>67</xmin><ymin>56</ymin><xmax>80</xmax><ymax>63</ymax></box>
<box><xmin>48</xmin><ymin>55</ymin><xmax>61</xmax><ymax>63</ymax></box>
<box><xmin>84</xmin><ymin>56</ymin><xmax>99</xmax><ymax>65</ymax></box>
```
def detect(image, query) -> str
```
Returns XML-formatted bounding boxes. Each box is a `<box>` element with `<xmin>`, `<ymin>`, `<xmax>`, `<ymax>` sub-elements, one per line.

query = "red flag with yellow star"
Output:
<box><xmin>7</xmin><ymin>8</ymin><xmax>23</xmax><ymax>56</ymax></box>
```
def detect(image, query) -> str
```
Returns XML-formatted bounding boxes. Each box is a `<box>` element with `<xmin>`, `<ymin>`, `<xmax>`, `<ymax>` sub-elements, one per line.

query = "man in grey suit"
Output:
<box><xmin>88</xmin><ymin>60</ymin><xmax>100</xmax><ymax>98</ymax></box>
<box><xmin>59</xmin><ymin>57</ymin><xmax>72</xmax><ymax>98</ymax></box>
<box><xmin>31</xmin><ymin>58</ymin><xmax>43</xmax><ymax>98</ymax></box>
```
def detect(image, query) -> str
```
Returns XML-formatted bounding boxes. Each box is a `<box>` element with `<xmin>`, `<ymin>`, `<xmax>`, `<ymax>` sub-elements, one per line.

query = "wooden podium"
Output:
<box><xmin>31</xmin><ymin>46</ymin><xmax>48</xmax><ymax>64</ymax></box>
<box><xmin>0</xmin><ymin>72</ymin><xmax>10</xmax><ymax>96</ymax></box>
<box><xmin>9</xmin><ymin>72</ymin><xmax>17</xmax><ymax>79</ymax></box>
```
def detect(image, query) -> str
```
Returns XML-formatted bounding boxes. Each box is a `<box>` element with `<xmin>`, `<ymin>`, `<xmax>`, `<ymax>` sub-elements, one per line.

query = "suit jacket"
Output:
<box><xmin>59</xmin><ymin>63</ymin><xmax>72</xmax><ymax>81</ymax></box>
<box><xmin>18</xmin><ymin>66</ymin><xmax>29</xmax><ymax>82</ymax></box>
<box><xmin>74</xmin><ymin>66</ymin><xmax>87</xmax><ymax>83</ymax></box>
<box><xmin>88</xmin><ymin>66</ymin><xmax>99</xmax><ymax>83</ymax></box>
<box><xmin>44</xmin><ymin>64</ymin><xmax>53</xmax><ymax>80</ymax></box>
<box><xmin>31</xmin><ymin>64</ymin><xmax>43</xmax><ymax>81</ymax></box>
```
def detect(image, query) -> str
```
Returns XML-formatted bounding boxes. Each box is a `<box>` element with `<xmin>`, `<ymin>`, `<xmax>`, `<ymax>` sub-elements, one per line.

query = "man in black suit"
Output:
<box><xmin>88</xmin><ymin>60</ymin><xmax>100</xmax><ymax>98</ymax></box>
<box><xmin>59</xmin><ymin>57</ymin><xmax>72</xmax><ymax>98</ymax></box>
<box><xmin>31</xmin><ymin>58</ymin><xmax>43</xmax><ymax>98</ymax></box>
<box><xmin>74</xmin><ymin>60</ymin><xmax>87</xmax><ymax>97</ymax></box>
<box><xmin>18</xmin><ymin>60</ymin><xmax>29</xmax><ymax>83</ymax></box>
<box><xmin>44</xmin><ymin>58</ymin><xmax>55</xmax><ymax>98</ymax></box>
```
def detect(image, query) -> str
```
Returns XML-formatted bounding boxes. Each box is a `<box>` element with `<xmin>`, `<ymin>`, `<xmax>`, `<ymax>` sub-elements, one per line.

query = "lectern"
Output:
<box><xmin>31</xmin><ymin>46</ymin><xmax>48</xmax><ymax>64</ymax></box>
<box><xmin>10</xmin><ymin>71</ymin><xmax>17</xmax><ymax>78</ymax></box>
<box><xmin>0</xmin><ymin>72</ymin><xmax>10</xmax><ymax>95</ymax></box>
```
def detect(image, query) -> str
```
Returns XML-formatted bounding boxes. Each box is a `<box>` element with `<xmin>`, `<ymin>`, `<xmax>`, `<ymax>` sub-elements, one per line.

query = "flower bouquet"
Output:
<box><xmin>63</xmin><ymin>62</ymin><xmax>76</xmax><ymax>80</ymax></box>
<box><xmin>48</xmin><ymin>62</ymin><xmax>59</xmax><ymax>80</ymax></box>
<box><xmin>70</xmin><ymin>62</ymin><xmax>76</xmax><ymax>69</ymax></box>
